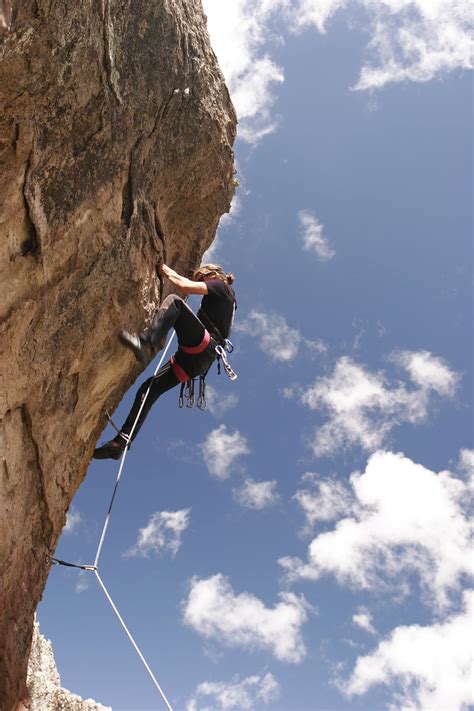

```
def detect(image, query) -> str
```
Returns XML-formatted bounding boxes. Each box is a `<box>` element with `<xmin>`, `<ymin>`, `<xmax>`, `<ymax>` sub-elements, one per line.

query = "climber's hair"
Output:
<box><xmin>193</xmin><ymin>263</ymin><xmax>235</xmax><ymax>285</ymax></box>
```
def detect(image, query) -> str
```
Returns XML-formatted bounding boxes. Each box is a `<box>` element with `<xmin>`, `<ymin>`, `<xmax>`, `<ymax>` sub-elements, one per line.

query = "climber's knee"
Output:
<box><xmin>161</xmin><ymin>293</ymin><xmax>184</xmax><ymax>309</ymax></box>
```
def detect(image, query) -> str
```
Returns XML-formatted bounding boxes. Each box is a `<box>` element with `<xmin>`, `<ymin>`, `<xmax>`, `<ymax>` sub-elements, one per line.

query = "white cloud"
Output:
<box><xmin>232</xmin><ymin>57</ymin><xmax>284</xmax><ymax>143</ymax></box>
<box><xmin>236</xmin><ymin>310</ymin><xmax>326</xmax><ymax>362</ymax></box>
<box><xmin>289</xmin><ymin>0</ymin><xmax>344</xmax><ymax>33</ymax></box>
<box><xmin>75</xmin><ymin>571</ymin><xmax>90</xmax><ymax>594</ymax></box>
<box><xmin>297</xmin><ymin>351</ymin><xmax>459</xmax><ymax>456</ymax></box>
<box><xmin>458</xmin><ymin>448</ymin><xmax>474</xmax><ymax>491</ymax></box>
<box><xmin>202</xmin><ymin>234</ymin><xmax>222</xmax><ymax>264</ymax></box>
<box><xmin>352</xmin><ymin>608</ymin><xmax>376</xmax><ymax>635</ymax></box>
<box><xmin>294</xmin><ymin>473</ymin><xmax>353</xmax><ymax>532</ymax></box>
<box><xmin>205</xmin><ymin>385</ymin><xmax>240</xmax><ymax>418</ymax></box>
<box><xmin>233</xmin><ymin>478</ymin><xmax>279</xmax><ymax>510</ymax></box>
<box><xmin>200</xmin><ymin>425</ymin><xmax>250</xmax><ymax>479</ymax></box>
<box><xmin>282</xmin><ymin>0</ymin><xmax>473</xmax><ymax>91</ymax></box>
<box><xmin>343</xmin><ymin>589</ymin><xmax>474</xmax><ymax>711</ymax></box>
<box><xmin>390</xmin><ymin>349</ymin><xmax>460</xmax><ymax>395</ymax></box>
<box><xmin>219</xmin><ymin>193</ymin><xmax>242</xmax><ymax>230</ymax></box>
<box><xmin>458</xmin><ymin>448</ymin><xmax>474</xmax><ymax>472</ymax></box>
<box><xmin>204</xmin><ymin>0</ymin><xmax>473</xmax><ymax>147</ymax></box>
<box><xmin>202</xmin><ymin>0</ymin><xmax>284</xmax><ymax>143</ymax></box>
<box><xmin>183</xmin><ymin>573</ymin><xmax>311</xmax><ymax>662</ymax></box>
<box><xmin>351</xmin><ymin>0</ymin><xmax>474</xmax><ymax>91</ymax></box>
<box><xmin>187</xmin><ymin>672</ymin><xmax>280</xmax><ymax>711</ymax></box>
<box><xmin>203</xmin><ymin>194</ymin><xmax>243</xmax><ymax>262</ymax></box>
<box><xmin>124</xmin><ymin>508</ymin><xmax>191</xmax><ymax>558</ymax></box>
<box><xmin>64</xmin><ymin>507</ymin><xmax>82</xmax><ymax>535</ymax></box>
<box><xmin>280</xmin><ymin>451</ymin><xmax>473</xmax><ymax>609</ymax></box>
<box><xmin>298</xmin><ymin>210</ymin><xmax>335</xmax><ymax>261</ymax></box>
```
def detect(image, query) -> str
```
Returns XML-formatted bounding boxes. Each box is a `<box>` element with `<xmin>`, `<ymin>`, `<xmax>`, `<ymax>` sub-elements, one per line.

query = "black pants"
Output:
<box><xmin>121</xmin><ymin>295</ymin><xmax>208</xmax><ymax>441</ymax></box>
<box><xmin>141</xmin><ymin>293</ymin><xmax>205</xmax><ymax>351</ymax></box>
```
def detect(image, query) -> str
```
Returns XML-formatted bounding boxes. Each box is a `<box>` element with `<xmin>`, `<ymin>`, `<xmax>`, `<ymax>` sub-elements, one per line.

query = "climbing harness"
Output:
<box><xmin>49</xmin><ymin>332</ymin><xmax>177</xmax><ymax>711</ymax></box>
<box><xmin>176</xmin><ymin>336</ymin><xmax>236</xmax><ymax>409</ymax></box>
<box><xmin>169</xmin><ymin>327</ymin><xmax>210</xmax><ymax>383</ymax></box>
<box><xmin>174</xmin><ymin>307</ymin><xmax>237</xmax><ymax>409</ymax></box>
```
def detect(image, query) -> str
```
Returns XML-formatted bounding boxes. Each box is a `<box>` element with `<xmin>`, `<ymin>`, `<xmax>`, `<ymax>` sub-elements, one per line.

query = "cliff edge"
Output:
<box><xmin>0</xmin><ymin>2</ymin><xmax>236</xmax><ymax>709</ymax></box>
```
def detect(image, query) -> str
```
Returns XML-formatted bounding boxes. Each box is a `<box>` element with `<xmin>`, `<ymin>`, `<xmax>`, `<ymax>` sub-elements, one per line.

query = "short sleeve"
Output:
<box><xmin>205</xmin><ymin>279</ymin><xmax>227</xmax><ymax>298</ymax></box>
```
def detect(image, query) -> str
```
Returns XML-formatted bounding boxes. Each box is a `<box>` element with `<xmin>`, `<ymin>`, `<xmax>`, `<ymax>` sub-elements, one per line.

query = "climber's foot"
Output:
<box><xmin>93</xmin><ymin>438</ymin><xmax>125</xmax><ymax>460</ymax></box>
<box><xmin>118</xmin><ymin>330</ymin><xmax>152</xmax><ymax>366</ymax></box>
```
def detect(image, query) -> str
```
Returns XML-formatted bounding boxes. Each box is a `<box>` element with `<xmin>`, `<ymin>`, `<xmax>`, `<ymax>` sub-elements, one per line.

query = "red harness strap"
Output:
<box><xmin>170</xmin><ymin>356</ymin><xmax>190</xmax><ymax>383</ymax></box>
<box><xmin>170</xmin><ymin>330</ymin><xmax>211</xmax><ymax>382</ymax></box>
<box><xmin>178</xmin><ymin>330</ymin><xmax>211</xmax><ymax>354</ymax></box>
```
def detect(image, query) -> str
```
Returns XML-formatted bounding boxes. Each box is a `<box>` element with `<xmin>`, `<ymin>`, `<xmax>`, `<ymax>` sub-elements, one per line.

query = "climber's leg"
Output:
<box><xmin>142</xmin><ymin>294</ymin><xmax>205</xmax><ymax>350</ymax></box>
<box><xmin>119</xmin><ymin>294</ymin><xmax>204</xmax><ymax>364</ymax></box>
<box><xmin>121</xmin><ymin>361</ymin><xmax>179</xmax><ymax>441</ymax></box>
<box><xmin>93</xmin><ymin>361</ymin><xmax>179</xmax><ymax>460</ymax></box>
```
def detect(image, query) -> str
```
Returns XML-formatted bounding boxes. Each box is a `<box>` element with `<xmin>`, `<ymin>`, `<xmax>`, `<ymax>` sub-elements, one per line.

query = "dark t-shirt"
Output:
<box><xmin>197</xmin><ymin>279</ymin><xmax>236</xmax><ymax>340</ymax></box>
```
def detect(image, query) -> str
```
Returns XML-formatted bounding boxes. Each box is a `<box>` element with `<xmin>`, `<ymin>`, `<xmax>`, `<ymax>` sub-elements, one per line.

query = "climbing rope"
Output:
<box><xmin>50</xmin><ymin>331</ymin><xmax>177</xmax><ymax>711</ymax></box>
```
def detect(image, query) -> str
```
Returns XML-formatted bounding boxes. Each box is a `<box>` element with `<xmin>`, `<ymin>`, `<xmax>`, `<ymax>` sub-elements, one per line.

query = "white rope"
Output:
<box><xmin>94</xmin><ymin>331</ymin><xmax>176</xmax><ymax>568</ymax></box>
<box><xmin>51</xmin><ymin>330</ymin><xmax>178</xmax><ymax>710</ymax></box>
<box><xmin>95</xmin><ymin>571</ymin><xmax>173</xmax><ymax>711</ymax></box>
<box><xmin>89</xmin><ymin>330</ymin><xmax>177</xmax><ymax>710</ymax></box>
<box><xmin>51</xmin><ymin>295</ymin><xmax>237</xmax><ymax>709</ymax></box>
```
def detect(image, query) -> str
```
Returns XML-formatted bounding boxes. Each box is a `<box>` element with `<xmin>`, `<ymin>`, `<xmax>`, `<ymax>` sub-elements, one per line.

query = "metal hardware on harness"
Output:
<box><xmin>197</xmin><ymin>374</ymin><xmax>206</xmax><ymax>410</ymax></box>
<box><xmin>215</xmin><ymin>345</ymin><xmax>237</xmax><ymax>380</ymax></box>
<box><xmin>223</xmin><ymin>338</ymin><xmax>234</xmax><ymax>353</ymax></box>
<box><xmin>186</xmin><ymin>379</ymin><xmax>195</xmax><ymax>407</ymax></box>
<box><xmin>179</xmin><ymin>379</ymin><xmax>197</xmax><ymax>408</ymax></box>
<box><xmin>178</xmin><ymin>374</ymin><xmax>207</xmax><ymax>410</ymax></box>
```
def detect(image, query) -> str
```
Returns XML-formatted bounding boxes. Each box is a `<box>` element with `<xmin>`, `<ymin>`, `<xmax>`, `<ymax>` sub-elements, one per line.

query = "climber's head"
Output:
<box><xmin>193</xmin><ymin>264</ymin><xmax>235</xmax><ymax>285</ymax></box>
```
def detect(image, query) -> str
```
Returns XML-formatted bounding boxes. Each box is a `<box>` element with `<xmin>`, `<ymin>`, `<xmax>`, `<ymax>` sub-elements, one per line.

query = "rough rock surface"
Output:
<box><xmin>27</xmin><ymin>620</ymin><xmax>111</xmax><ymax>711</ymax></box>
<box><xmin>0</xmin><ymin>2</ymin><xmax>236</xmax><ymax>709</ymax></box>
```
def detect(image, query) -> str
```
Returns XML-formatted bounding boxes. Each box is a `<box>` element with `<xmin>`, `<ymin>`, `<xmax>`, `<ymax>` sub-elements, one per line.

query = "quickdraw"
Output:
<box><xmin>47</xmin><ymin>555</ymin><xmax>96</xmax><ymax>572</ymax></box>
<box><xmin>198</xmin><ymin>307</ymin><xmax>238</xmax><ymax>380</ymax></box>
<box><xmin>179</xmin><ymin>374</ymin><xmax>207</xmax><ymax>410</ymax></box>
<box><xmin>215</xmin><ymin>343</ymin><xmax>237</xmax><ymax>381</ymax></box>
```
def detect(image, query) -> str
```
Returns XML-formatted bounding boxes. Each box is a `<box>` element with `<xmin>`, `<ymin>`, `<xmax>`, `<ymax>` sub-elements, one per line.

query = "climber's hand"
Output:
<box><xmin>160</xmin><ymin>263</ymin><xmax>174</xmax><ymax>278</ymax></box>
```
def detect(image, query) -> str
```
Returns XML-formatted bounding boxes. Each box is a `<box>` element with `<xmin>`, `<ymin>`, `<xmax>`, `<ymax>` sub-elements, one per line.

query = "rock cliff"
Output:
<box><xmin>0</xmin><ymin>2</ymin><xmax>236</xmax><ymax>709</ymax></box>
<box><xmin>27</xmin><ymin>620</ymin><xmax>110</xmax><ymax>711</ymax></box>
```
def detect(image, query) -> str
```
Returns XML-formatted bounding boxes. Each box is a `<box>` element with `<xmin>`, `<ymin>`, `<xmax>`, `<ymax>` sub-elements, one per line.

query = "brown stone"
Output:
<box><xmin>0</xmin><ymin>2</ymin><xmax>236</xmax><ymax>709</ymax></box>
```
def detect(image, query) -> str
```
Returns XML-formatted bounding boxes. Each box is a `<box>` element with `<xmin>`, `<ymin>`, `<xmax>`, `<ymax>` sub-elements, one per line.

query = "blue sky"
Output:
<box><xmin>38</xmin><ymin>2</ymin><xmax>473</xmax><ymax>710</ymax></box>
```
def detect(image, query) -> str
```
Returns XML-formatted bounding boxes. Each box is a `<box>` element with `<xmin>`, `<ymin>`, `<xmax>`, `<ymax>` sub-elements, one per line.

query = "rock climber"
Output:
<box><xmin>93</xmin><ymin>263</ymin><xmax>236</xmax><ymax>460</ymax></box>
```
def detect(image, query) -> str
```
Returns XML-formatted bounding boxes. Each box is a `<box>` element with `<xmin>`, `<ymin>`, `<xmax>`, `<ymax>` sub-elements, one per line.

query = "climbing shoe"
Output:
<box><xmin>93</xmin><ymin>438</ymin><xmax>126</xmax><ymax>460</ymax></box>
<box><xmin>118</xmin><ymin>330</ymin><xmax>152</xmax><ymax>366</ymax></box>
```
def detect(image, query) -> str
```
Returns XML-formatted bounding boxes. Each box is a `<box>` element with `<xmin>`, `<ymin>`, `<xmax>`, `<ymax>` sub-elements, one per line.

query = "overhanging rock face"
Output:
<box><xmin>0</xmin><ymin>2</ymin><xmax>236</xmax><ymax>709</ymax></box>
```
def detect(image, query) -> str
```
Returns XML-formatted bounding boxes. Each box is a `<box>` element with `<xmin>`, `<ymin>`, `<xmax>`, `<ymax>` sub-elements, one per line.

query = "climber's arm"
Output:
<box><xmin>160</xmin><ymin>263</ymin><xmax>208</xmax><ymax>295</ymax></box>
